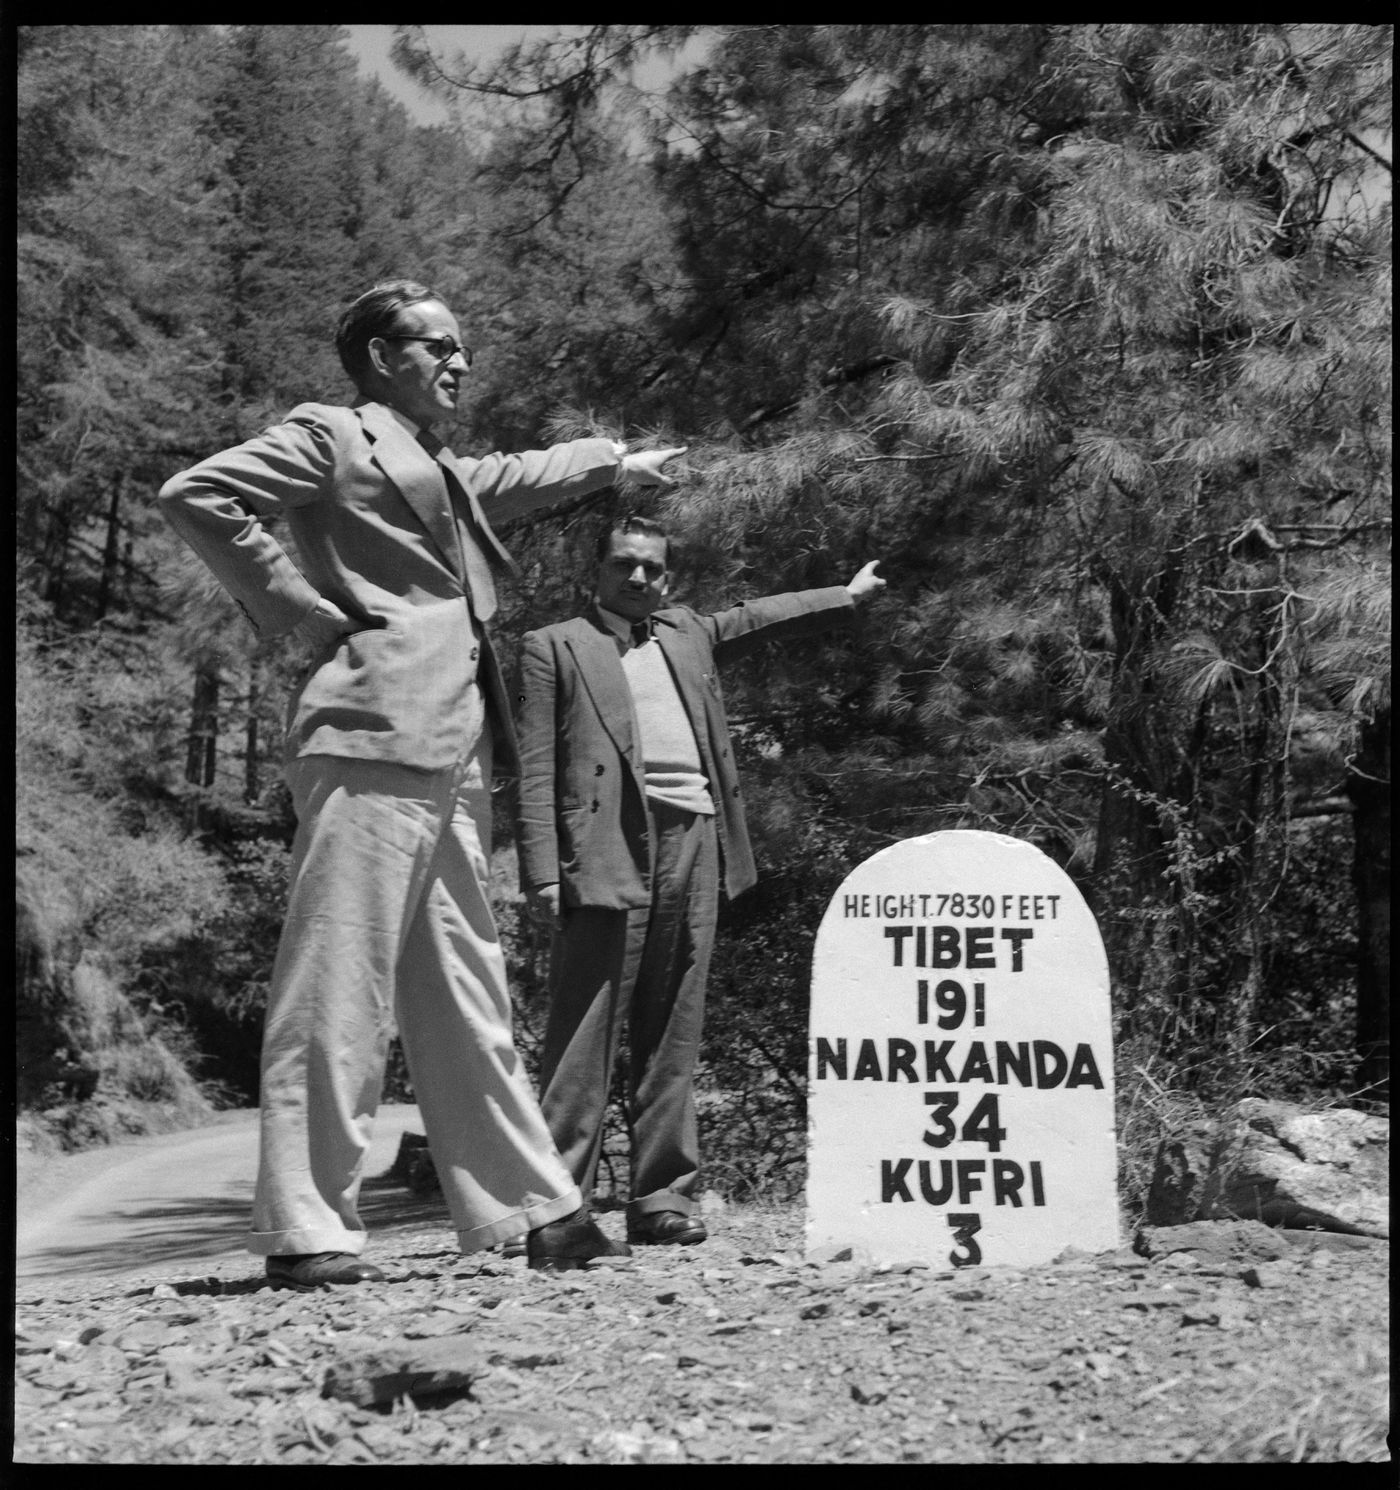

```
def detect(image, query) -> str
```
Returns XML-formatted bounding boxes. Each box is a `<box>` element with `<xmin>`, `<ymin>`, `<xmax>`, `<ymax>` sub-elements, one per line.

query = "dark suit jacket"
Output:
<box><xmin>159</xmin><ymin>400</ymin><xmax>621</xmax><ymax>773</ymax></box>
<box><xmin>516</xmin><ymin>589</ymin><xmax>855</xmax><ymax>908</ymax></box>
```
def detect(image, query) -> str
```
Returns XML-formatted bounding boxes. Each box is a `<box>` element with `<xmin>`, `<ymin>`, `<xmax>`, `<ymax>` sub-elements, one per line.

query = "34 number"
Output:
<box><xmin>921</xmin><ymin>1091</ymin><xmax>1007</xmax><ymax>1152</ymax></box>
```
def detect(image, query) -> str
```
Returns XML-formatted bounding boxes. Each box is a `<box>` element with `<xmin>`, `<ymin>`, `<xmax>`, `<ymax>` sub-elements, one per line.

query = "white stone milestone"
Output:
<box><xmin>807</xmin><ymin>830</ymin><xmax>1118</xmax><ymax>1269</ymax></box>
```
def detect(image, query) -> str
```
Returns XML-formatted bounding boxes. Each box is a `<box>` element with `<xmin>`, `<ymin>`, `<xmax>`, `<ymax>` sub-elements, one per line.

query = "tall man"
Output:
<box><xmin>159</xmin><ymin>281</ymin><xmax>684</xmax><ymax>1284</ymax></box>
<box><xmin>517</xmin><ymin>516</ymin><xmax>885</xmax><ymax>1250</ymax></box>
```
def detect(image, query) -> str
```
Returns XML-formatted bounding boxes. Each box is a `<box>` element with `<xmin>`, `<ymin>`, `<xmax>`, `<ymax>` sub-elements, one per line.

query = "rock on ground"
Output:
<box><xmin>1146</xmin><ymin>1100</ymin><xmax>1388</xmax><ymax>1238</ymax></box>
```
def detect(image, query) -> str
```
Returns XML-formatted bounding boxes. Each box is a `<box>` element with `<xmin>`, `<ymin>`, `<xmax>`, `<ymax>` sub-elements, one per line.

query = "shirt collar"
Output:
<box><xmin>594</xmin><ymin>603</ymin><xmax>634</xmax><ymax>642</ymax></box>
<box><xmin>594</xmin><ymin>601</ymin><xmax>677</xmax><ymax>639</ymax></box>
<box><xmin>385</xmin><ymin>406</ymin><xmax>425</xmax><ymax>440</ymax></box>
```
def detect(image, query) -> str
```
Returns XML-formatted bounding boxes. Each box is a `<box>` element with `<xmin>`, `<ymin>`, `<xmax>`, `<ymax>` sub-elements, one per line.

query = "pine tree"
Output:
<box><xmin>169</xmin><ymin>25</ymin><xmax>484</xmax><ymax>817</ymax></box>
<box><xmin>15</xmin><ymin>23</ymin><xmax>491</xmax><ymax>1115</ymax></box>
<box><xmin>18</xmin><ymin>24</ymin><xmax>231</xmax><ymax>626</ymax></box>
<box><xmin>414</xmin><ymin>24</ymin><xmax>1391</xmax><ymax>1099</ymax></box>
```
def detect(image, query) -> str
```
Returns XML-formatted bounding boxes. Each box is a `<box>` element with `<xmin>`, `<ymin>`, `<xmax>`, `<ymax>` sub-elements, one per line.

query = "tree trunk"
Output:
<box><xmin>186</xmin><ymin>665</ymin><xmax>221</xmax><ymax>789</ymax></box>
<box><xmin>1229</xmin><ymin>575</ymin><xmax>1295</xmax><ymax>1060</ymax></box>
<box><xmin>97</xmin><ymin>473</ymin><xmax>124</xmax><ymax>619</ymax></box>
<box><xmin>42</xmin><ymin>504</ymin><xmax>71</xmax><ymax>618</ymax></box>
<box><xmin>1091</xmin><ymin>570</ymin><xmax>1182</xmax><ymax>1042</ymax></box>
<box><xmin>1347</xmin><ymin>705</ymin><xmax>1390</xmax><ymax>1100</ymax></box>
<box><xmin>244</xmin><ymin>659</ymin><xmax>262</xmax><ymax>805</ymax></box>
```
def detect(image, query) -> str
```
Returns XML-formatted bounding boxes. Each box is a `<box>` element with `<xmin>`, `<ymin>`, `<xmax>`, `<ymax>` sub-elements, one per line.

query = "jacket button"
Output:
<box><xmin>595</xmin><ymin>763</ymin><xmax>605</xmax><ymax>775</ymax></box>
<box><xmin>732</xmin><ymin>785</ymin><xmax>741</xmax><ymax>797</ymax></box>
<box><xmin>470</xmin><ymin>647</ymin><xmax>479</xmax><ymax>661</ymax></box>
<box><xmin>591</xmin><ymin>801</ymin><xmax>599</xmax><ymax>812</ymax></box>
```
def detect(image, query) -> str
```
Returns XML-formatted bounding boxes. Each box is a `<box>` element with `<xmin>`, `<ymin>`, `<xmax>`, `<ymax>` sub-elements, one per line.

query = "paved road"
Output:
<box><xmin>15</xmin><ymin>1105</ymin><xmax>430</xmax><ymax>1282</ymax></box>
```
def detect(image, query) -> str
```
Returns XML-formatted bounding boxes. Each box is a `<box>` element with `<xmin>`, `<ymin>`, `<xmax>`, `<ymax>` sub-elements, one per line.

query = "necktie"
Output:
<box><xmin>630</xmin><ymin>619</ymin><xmax>651</xmax><ymax>648</ymax></box>
<box><xmin>417</xmin><ymin>429</ymin><xmax>498</xmax><ymax>622</ymax></box>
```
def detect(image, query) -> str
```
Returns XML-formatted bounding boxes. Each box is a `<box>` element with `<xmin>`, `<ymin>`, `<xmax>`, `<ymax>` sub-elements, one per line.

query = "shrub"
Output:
<box><xmin>18</xmin><ymin>615</ymin><xmax>232</xmax><ymax>1132</ymax></box>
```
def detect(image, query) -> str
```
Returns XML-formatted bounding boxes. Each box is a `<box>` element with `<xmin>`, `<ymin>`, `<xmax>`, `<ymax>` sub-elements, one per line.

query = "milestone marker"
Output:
<box><xmin>806</xmin><ymin>830</ymin><xmax>1118</xmax><ymax>1269</ymax></box>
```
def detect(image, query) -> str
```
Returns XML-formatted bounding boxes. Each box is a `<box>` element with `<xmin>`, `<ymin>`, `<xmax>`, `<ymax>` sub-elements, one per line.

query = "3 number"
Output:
<box><xmin>947</xmin><ymin>1212</ymin><xmax>982</xmax><ymax>1267</ymax></box>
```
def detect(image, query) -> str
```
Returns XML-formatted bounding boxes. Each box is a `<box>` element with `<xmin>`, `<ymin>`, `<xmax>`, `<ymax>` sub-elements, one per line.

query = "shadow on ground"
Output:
<box><xmin>16</xmin><ymin>1174</ymin><xmax>450</xmax><ymax>1284</ymax></box>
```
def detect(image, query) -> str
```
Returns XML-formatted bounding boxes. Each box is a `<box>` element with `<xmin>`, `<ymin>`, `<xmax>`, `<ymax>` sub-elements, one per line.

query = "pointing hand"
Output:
<box><xmin>621</xmin><ymin>447</ymin><xmax>688</xmax><ymax>488</ymax></box>
<box><xmin>846</xmin><ymin>560</ymin><xmax>887</xmax><ymax>602</ymax></box>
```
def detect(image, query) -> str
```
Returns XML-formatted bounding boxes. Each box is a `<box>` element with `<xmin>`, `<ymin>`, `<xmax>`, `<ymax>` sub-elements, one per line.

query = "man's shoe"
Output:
<box><xmin>626</xmin><ymin>1210</ymin><xmax>708</xmax><ymax>1246</ymax></box>
<box><xmin>526</xmin><ymin>1209</ymin><xmax>631</xmax><ymax>1272</ymax></box>
<box><xmin>265</xmin><ymin>1252</ymin><xmax>386</xmax><ymax>1290</ymax></box>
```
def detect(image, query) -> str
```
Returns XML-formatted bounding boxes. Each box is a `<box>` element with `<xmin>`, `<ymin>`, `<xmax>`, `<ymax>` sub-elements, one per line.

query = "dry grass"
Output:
<box><xmin>1114</xmin><ymin>1045</ymin><xmax>1213</xmax><ymax>1222</ymax></box>
<box><xmin>1112</xmin><ymin>1035</ymin><xmax>1371</xmax><ymax>1227</ymax></box>
<box><xmin>1209</xmin><ymin>1341</ymin><xmax>1391</xmax><ymax>1463</ymax></box>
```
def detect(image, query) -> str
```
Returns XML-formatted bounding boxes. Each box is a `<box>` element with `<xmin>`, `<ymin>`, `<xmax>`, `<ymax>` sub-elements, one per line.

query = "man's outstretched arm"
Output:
<box><xmin>705</xmin><ymin>558</ymin><xmax>886</xmax><ymax>662</ymax></box>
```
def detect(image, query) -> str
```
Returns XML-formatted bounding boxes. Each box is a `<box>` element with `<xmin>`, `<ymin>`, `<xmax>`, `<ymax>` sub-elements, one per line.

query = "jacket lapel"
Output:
<box><xmin>355</xmin><ymin>402</ymin><xmax>464</xmax><ymax>582</ymax></box>
<box><xmin>565</xmin><ymin>619</ymin><xmax>638</xmax><ymax>764</ymax></box>
<box><xmin>438</xmin><ymin>447</ymin><xmax>517</xmax><ymax>574</ymax></box>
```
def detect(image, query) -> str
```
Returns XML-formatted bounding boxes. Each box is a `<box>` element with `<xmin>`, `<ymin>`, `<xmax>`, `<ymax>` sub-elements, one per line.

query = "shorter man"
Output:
<box><xmin>516</xmin><ymin>517</ymin><xmax>885</xmax><ymax>1250</ymax></box>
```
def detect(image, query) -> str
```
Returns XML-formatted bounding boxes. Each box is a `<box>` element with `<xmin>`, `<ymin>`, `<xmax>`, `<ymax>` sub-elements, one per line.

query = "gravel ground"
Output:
<box><xmin>12</xmin><ymin>1175</ymin><xmax>1390</xmax><ymax>1466</ymax></box>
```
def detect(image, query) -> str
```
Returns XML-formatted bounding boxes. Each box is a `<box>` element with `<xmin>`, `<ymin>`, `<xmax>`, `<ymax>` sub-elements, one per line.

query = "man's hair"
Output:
<box><xmin>335</xmin><ymin>279</ymin><xmax>444</xmax><ymax>386</ymax></box>
<box><xmin>597</xmin><ymin>513</ymin><xmax>671</xmax><ymax>564</ymax></box>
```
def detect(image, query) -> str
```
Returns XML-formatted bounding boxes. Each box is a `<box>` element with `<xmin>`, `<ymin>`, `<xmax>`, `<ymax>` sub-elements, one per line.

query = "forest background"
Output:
<box><xmin>15</xmin><ymin>24</ymin><xmax>1391</xmax><ymax>1218</ymax></box>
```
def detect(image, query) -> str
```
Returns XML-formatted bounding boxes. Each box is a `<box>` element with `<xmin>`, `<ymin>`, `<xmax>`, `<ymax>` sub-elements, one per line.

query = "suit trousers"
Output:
<box><xmin>538</xmin><ymin>800</ymin><xmax>719</xmax><ymax>1219</ymax></box>
<box><xmin>250</xmin><ymin>744</ymin><xmax>581</xmax><ymax>1257</ymax></box>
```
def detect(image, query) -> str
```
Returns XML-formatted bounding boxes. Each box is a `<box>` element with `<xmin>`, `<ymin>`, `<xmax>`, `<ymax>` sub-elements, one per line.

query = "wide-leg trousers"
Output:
<box><xmin>538</xmin><ymin>800</ymin><xmax>718</xmax><ymax>1220</ymax></box>
<box><xmin>249</xmin><ymin>746</ymin><xmax>581</xmax><ymax>1257</ymax></box>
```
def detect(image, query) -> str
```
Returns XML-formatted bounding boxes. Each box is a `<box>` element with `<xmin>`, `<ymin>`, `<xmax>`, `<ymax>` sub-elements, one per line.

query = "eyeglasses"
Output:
<box><xmin>385</xmin><ymin>335</ymin><xmax>474</xmax><ymax>367</ymax></box>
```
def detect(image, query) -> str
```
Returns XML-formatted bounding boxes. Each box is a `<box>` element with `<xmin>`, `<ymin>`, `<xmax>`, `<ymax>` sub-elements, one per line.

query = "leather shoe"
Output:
<box><xmin>627</xmin><ymin>1210</ymin><xmax>708</xmax><ymax>1246</ymax></box>
<box><xmin>526</xmin><ymin>1208</ymin><xmax>631</xmax><ymax>1272</ymax></box>
<box><xmin>265</xmin><ymin>1252</ymin><xmax>386</xmax><ymax>1290</ymax></box>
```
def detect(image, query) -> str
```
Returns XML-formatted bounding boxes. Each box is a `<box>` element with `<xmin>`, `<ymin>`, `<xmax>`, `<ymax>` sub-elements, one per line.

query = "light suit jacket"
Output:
<box><xmin>516</xmin><ymin>588</ymin><xmax>855</xmax><ymax>908</ymax></box>
<box><xmin>158</xmin><ymin>400</ymin><xmax>621</xmax><ymax>774</ymax></box>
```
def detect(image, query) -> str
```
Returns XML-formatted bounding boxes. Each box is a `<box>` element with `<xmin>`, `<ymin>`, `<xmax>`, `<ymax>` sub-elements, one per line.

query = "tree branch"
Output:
<box><xmin>1291</xmin><ymin>796</ymin><xmax>1355</xmax><ymax>818</ymax></box>
<box><xmin>1342</xmin><ymin>130</ymin><xmax>1393</xmax><ymax>176</ymax></box>
<box><xmin>738</xmin><ymin>355</ymin><xmax>899</xmax><ymax>434</ymax></box>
